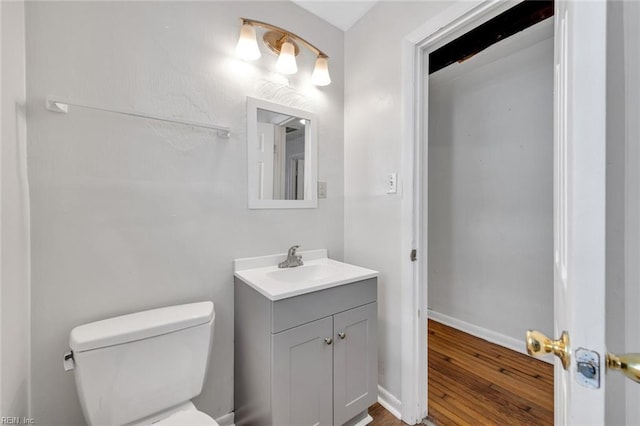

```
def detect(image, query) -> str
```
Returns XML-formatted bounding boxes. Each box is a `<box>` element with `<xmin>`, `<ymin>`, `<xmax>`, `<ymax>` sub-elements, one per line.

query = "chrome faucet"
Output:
<box><xmin>278</xmin><ymin>245</ymin><xmax>304</xmax><ymax>268</ymax></box>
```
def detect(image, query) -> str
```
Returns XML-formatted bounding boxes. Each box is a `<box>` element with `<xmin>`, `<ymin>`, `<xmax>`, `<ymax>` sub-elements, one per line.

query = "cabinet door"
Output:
<box><xmin>333</xmin><ymin>302</ymin><xmax>378</xmax><ymax>425</ymax></box>
<box><xmin>272</xmin><ymin>316</ymin><xmax>333</xmax><ymax>426</ymax></box>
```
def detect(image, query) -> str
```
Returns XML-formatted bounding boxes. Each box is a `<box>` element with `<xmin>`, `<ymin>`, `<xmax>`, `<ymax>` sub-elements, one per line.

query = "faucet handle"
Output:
<box><xmin>278</xmin><ymin>245</ymin><xmax>303</xmax><ymax>268</ymax></box>
<box><xmin>288</xmin><ymin>245</ymin><xmax>300</xmax><ymax>256</ymax></box>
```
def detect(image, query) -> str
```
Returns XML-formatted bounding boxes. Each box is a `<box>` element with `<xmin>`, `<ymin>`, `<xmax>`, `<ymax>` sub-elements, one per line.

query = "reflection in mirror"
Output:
<box><xmin>247</xmin><ymin>97</ymin><xmax>317</xmax><ymax>209</ymax></box>
<box><xmin>256</xmin><ymin>108</ymin><xmax>307</xmax><ymax>200</ymax></box>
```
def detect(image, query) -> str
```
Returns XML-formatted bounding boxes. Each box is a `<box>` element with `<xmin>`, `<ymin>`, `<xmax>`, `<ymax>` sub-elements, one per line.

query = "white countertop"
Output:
<box><xmin>233</xmin><ymin>249</ymin><xmax>378</xmax><ymax>301</ymax></box>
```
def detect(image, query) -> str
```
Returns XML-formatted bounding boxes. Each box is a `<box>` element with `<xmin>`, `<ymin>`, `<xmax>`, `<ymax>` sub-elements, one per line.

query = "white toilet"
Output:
<box><xmin>66</xmin><ymin>301</ymin><xmax>218</xmax><ymax>426</ymax></box>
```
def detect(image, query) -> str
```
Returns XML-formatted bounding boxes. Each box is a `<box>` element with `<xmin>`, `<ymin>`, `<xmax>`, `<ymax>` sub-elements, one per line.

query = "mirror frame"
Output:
<box><xmin>247</xmin><ymin>97</ymin><xmax>318</xmax><ymax>209</ymax></box>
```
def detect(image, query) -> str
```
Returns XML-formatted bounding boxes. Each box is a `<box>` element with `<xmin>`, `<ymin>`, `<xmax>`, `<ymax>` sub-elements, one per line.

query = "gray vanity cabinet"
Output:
<box><xmin>333</xmin><ymin>302</ymin><xmax>378</xmax><ymax>425</ymax></box>
<box><xmin>272</xmin><ymin>316</ymin><xmax>333</xmax><ymax>426</ymax></box>
<box><xmin>234</xmin><ymin>277</ymin><xmax>378</xmax><ymax>426</ymax></box>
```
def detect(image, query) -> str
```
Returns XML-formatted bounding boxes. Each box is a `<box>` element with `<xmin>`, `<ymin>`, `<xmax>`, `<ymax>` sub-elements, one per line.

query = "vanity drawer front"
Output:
<box><xmin>271</xmin><ymin>278</ymin><xmax>377</xmax><ymax>333</ymax></box>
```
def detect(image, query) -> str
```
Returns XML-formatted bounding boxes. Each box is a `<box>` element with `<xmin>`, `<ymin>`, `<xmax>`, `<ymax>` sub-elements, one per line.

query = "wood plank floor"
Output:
<box><xmin>369</xmin><ymin>320</ymin><xmax>553</xmax><ymax>425</ymax></box>
<box><xmin>369</xmin><ymin>402</ymin><xmax>407</xmax><ymax>426</ymax></box>
<box><xmin>427</xmin><ymin>319</ymin><xmax>554</xmax><ymax>425</ymax></box>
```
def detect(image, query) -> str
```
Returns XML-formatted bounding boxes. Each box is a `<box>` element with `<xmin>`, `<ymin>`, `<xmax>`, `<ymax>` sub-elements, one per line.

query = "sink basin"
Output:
<box><xmin>234</xmin><ymin>249</ymin><xmax>378</xmax><ymax>301</ymax></box>
<box><xmin>266</xmin><ymin>263</ymin><xmax>340</xmax><ymax>283</ymax></box>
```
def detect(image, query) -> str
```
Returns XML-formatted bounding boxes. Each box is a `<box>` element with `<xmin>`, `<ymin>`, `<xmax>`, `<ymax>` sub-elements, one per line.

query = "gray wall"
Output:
<box><xmin>605</xmin><ymin>1</ymin><xmax>640</xmax><ymax>424</ymax></box>
<box><xmin>1</xmin><ymin>0</ymin><xmax>31</xmax><ymax>418</ymax></box>
<box><xmin>427</xmin><ymin>21</ymin><xmax>554</xmax><ymax>342</ymax></box>
<box><xmin>344</xmin><ymin>1</ymin><xmax>453</xmax><ymax>401</ymax></box>
<box><xmin>623</xmin><ymin>3</ymin><xmax>640</xmax><ymax>423</ymax></box>
<box><xmin>25</xmin><ymin>2</ymin><xmax>344</xmax><ymax>424</ymax></box>
<box><xmin>605</xmin><ymin>1</ymin><xmax>626</xmax><ymax>423</ymax></box>
<box><xmin>285</xmin><ymin>133</ymin><xmax>305</xmax><ymax>197</ymax></box>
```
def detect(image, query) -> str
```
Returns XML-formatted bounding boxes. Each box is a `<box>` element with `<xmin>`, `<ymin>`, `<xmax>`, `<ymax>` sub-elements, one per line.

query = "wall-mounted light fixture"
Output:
<box><xmin>235</xmin><ymin>18</ymin><xmax>331</xmax><ymax>86</ymax></box>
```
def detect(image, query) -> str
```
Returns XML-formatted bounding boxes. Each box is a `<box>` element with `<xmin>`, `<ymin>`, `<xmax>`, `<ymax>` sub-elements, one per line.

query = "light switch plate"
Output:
<box><xmin>386</xmin><ymin>173</ymin><xmax>397</xmax><ymax>194</ymax></box>
<box><xmin>318</xmin><ymin>181</ymin><xmax>327</xmax><ymax>198</ymax></box>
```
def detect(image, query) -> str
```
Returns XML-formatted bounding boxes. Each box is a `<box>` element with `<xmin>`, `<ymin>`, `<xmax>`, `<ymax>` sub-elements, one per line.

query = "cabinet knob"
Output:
<box><xmin>338</xmin><ymin>332</ymin><xmax>346</xmax><ymax>340</ymax></box>
<box><xmin>324</xmin><ymin>337</ymin><xmax>333</xmax><ymax>345</ymax></box>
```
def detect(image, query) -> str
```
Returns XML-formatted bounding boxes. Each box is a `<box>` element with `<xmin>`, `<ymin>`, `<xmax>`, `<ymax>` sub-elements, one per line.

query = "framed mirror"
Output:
<box><xmin>247</xmin><ymin>97</ymin><xmax>318</xmax><ymax>209</ymax></box>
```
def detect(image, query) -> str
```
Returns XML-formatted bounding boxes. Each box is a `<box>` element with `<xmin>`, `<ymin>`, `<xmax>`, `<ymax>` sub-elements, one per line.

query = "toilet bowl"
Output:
<box><xmin>128</xmin><ymin>401</ymin><xmax>218</xmax><ymax>426</ymax></box>
<box><xmin>66</xmin><ymin>302</ymin><xmax>217</xmax><ymax>426</ymax></box>
<box><xmin>122</xmin><ymin>401</ymin><xmax>217</xmax><ymax>426</ymax></box>
<box><xmin>152</xmin><ymin>402</ymin><xmax>218</xmax><ymax>425</ymax></box>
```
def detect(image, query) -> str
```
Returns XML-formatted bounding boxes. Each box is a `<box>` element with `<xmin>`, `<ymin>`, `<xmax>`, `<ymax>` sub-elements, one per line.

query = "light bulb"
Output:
<box><xmin>311</xmin><ymin>56</ymin><xmax>331</xmax><ymax>86</ymax></box>
<box><xmin>276</xmin><ymin>40</ymin><xmax>298</xmax><ymax>75</ymax></box>
<box><xmin>236</xmin><ymin>22</ymin><xmax>261</xmax><ymax>61</ymax></box>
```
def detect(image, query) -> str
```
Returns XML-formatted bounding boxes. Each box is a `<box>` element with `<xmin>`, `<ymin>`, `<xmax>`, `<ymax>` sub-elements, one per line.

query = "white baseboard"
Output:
<box><xmin>427</xmin><ymin>310</ymin><xmax>552</xmax><ymax>364</ymax></box>
<box><xmin>377</xmin><ymin>385</ymin><xmax>402</xmax><ymax>420</ymax></box>
<box><xmin>352</xmin><ymin>414</ymin><xmax>373</xmax><ymax>426</ymax></box>
<box><xmin>215</xmin><ymin>412</ymin><xmax>234</xmax><ymax>426</ymax></box>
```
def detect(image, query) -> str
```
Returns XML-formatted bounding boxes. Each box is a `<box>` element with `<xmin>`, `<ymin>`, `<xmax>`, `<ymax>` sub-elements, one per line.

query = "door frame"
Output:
<box><xmin>399</xmin><ymin>0</ymin><xmax>534</xmax><ymax>422</ymax></box>
<box><xmin>624</xmin><ymin>1</ymin><xmax>640</xmax><ymax>422</ymax></box>
<box><xmin>400</xmin><ymin>1</ymin><xmax>640</xmax><ymax>424</ymax></box>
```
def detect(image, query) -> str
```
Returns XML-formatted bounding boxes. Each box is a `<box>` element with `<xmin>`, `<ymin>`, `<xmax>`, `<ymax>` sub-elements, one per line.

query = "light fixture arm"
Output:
<box><xmin>240</xmin><ymin>18</ymin><xmax>329</xmax><ymax>59</ymax></box>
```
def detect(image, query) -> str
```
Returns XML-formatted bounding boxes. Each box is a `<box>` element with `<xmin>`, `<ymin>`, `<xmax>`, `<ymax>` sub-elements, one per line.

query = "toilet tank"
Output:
<box><xmin>69</xmin><ymin>302</ymin><xmax>215</xmax><ymax>426</ymax></box>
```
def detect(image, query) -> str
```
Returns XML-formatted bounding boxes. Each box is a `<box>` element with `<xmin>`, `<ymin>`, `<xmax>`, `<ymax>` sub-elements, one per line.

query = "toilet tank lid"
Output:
<box><xmin>70</xmin><ymin>301</ymin><xmax>214</xmax><ymax>352</ymax></box>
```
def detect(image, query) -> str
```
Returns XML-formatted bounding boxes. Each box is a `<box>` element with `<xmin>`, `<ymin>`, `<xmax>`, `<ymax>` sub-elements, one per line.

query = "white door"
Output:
<box><xmin>533</xmin><ymin>0</ymin><xmax>607</xmax><ymax>423</ymax></box>
<box><xmin>256</xmin><ymin>122</ymin><xmax>275</xmax><ymax>200</ymax></box>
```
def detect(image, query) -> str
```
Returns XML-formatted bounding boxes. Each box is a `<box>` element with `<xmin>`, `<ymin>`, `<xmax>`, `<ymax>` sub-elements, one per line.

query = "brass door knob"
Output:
<box><xmin>526</xmin><ymin>329</ymin><xmax>570</xmax><ymax>370</ymax></box>
<box><xmin>606</xmin><ymin>352</ymin><xmax>640</xmax><ymax>383</ymax></box>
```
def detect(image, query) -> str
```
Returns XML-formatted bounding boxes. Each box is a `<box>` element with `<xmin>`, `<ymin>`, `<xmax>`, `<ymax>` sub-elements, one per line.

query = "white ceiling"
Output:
<box><xmin>291</xmin><ymin>1</ymin><xmax>379</xmax><ymax>31</ymax></box>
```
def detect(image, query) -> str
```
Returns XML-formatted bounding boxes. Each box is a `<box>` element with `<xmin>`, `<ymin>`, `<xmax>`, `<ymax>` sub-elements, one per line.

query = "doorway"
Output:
<box><xmin>423</xmin><ymin>2</ymin><xmax>555</xmax><ymax>423</ymax></box>
<box><xmin>400</xmin><ymin>0</ymin><xmax>629</xmax><ymax>423</ymax></box>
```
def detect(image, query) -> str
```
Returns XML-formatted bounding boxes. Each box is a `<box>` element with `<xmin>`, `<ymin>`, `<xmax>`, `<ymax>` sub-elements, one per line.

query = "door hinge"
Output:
<box><xmin>410</xmin><ymin>249</ymin><xmax>417</xmax><ymax>262</ymax></box>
